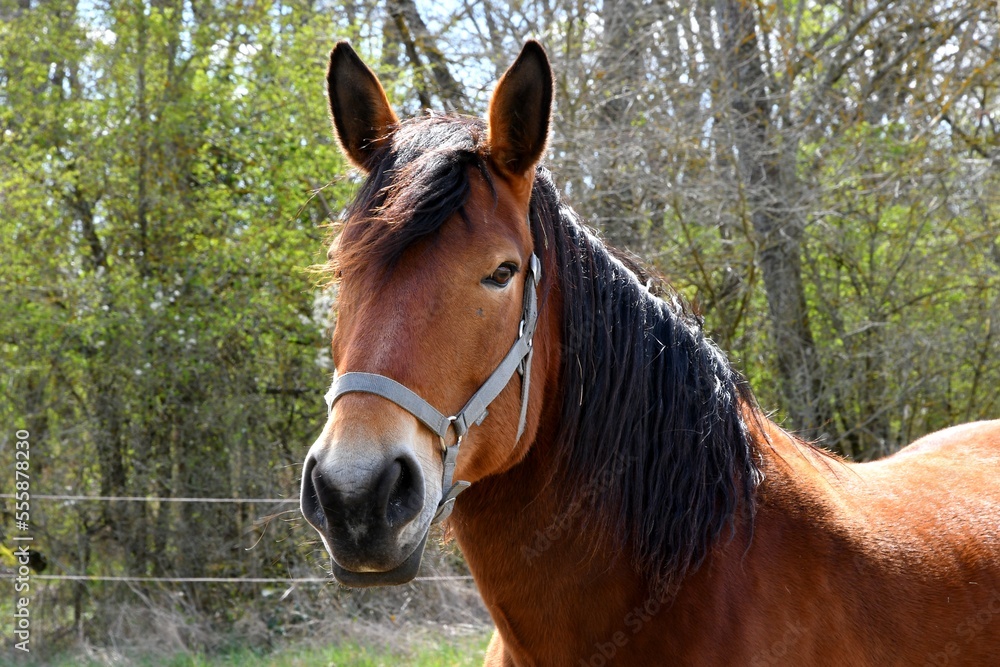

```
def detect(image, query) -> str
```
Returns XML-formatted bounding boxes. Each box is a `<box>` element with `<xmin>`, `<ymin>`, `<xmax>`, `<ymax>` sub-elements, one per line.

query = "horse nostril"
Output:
<box><xmin>300</xmin><ymin>454</ymin><xmax>324</xmax><ymax>530</ymax></box>
<box><xmin>301</xmin><ymin>454</ymin><xmax>345</xmax><ymax>532</ymax></box>
<box><xmin>379</xmin><ymin>455</ymin><xmax>425</xmax><ymax>528</ymax></box>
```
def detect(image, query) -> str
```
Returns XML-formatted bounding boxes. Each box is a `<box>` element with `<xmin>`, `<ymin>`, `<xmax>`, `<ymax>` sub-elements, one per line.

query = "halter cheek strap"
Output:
<box><xmin>326</xmin><ymin>253</ymin><xmax>542</xmax><ymax>523</ymax></box>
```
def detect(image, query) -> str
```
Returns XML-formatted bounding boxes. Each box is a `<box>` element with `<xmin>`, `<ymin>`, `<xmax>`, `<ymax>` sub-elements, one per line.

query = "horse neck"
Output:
<box><xmin>448</xmin><ymin>217</ymin><xmax>786</xmax><ymax>657</ymax></box>
<box><xmin>448</xmin><ymin>269</ymin><xmax>647</xmax><ymax>639</ymax></box>
<box><xmin>446</xmin><ymin>262</ymin><xmax>688</xmax><ymax>655</ymax></box>
<box><xmin>450</xmin><ymin>416</ymin><xmax>753</xmax><ymax>662</ymax></box>
<box><xmin>450</xmin><ymin>417</ymin><xmax>653</xmax><ymax>656</ymax></box>
<box><xmin>450</xmin><ymin>305</ymin><xmax>859</xmax><ymax>662</ymax></box>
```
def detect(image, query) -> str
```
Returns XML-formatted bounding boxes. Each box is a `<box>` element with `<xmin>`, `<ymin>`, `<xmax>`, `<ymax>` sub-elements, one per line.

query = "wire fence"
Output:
<box><xmin>1</xmin><ymin>493</ymin><xmax>476</xmax><ymax>584</ymax></box>
<box><xmin>0</xmin><ymin>493</ymin><xmax>297</xmax><ymax>503</ymax></box>
<box><xmin>0</xmin><ymin>575</ymin><xmax>475</xmax><ymax>583</ymax></box>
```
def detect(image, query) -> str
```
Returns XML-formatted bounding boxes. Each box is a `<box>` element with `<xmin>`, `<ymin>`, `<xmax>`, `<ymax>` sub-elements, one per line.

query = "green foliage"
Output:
<box><xmin>797</xmin><ymin>120</ymin><xmax>1000</xmax><ymax>455</ymax></box>
<box><xmin>1</xmin><ymin>0</ymin><xmax>357</xmax><ymax>638</ymax></box>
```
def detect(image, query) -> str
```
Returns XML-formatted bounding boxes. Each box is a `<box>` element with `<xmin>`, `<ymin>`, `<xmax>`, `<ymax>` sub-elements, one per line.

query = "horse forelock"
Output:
<box><xmin>328</xmin><ymin>115</ymin><xmax>493</xmax><ymax>282</ymax></box>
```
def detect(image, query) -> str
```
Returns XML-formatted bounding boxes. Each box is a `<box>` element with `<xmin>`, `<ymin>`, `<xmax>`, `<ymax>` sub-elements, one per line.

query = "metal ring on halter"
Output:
<box><xmin>441</xmin><ymin>415</ymin><xmax>459</xmax><ymax>451</ymax></box>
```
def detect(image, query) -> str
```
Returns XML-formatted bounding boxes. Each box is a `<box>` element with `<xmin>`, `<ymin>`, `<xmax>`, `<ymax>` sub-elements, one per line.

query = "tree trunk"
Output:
<box><xmin>717</xmin><ymin>0</ymin><xmax>830</xmax><ymax>439</ymax></box>
<box><xmin>386</xmin><ymin>0</ymin><xmax>468</xmax><ymax>111</ymax></box>
<box><xmin>589</xmin><ymin>0</ymin><xmax>648</xmax><ymax>249</ymax></box>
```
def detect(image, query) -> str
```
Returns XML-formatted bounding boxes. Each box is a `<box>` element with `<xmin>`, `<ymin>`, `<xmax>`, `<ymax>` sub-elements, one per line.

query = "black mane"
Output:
<box><xmin>333</xmin><ymin>115</ymin><xmax>763</xmax><ymax>594</ymax></box>
<box><xmin>529</xmin><ymin>168</ymin><xmax>762</xmax><ymax>594</ymax></box>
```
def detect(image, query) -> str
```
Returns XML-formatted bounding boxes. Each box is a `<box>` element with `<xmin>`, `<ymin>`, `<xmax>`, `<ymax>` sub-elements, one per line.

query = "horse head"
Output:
<box><xmin>300</xmin><ymin>41</ymin><xmax>556</xmax><ymax>586</ymax></box>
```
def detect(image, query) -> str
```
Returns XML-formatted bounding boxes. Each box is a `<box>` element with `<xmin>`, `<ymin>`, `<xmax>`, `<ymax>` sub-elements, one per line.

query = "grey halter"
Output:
<box><xmin>326</xmin><ymin>253</ymin><xmax>542</xmax><ymax>523</ymax></box>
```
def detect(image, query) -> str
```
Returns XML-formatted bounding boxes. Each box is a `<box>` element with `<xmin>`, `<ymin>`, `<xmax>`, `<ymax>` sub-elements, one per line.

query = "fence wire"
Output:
<box><xmin>0</xmin><ymin>492</ymin><xmax>475</xmax><ymax>585</ymax></box>
<box><xmin>0</xmin><ymin>493</ymin><xmax>297</xmax><ymax>503</ymax></box>
<box><xmin>0</xmin><ymin>574</ymin><xmax>475</xmax><ymax>583</ymax></box>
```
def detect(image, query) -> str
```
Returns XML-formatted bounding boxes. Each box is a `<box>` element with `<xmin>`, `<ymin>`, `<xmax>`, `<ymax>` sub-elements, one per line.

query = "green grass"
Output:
<box><xmin>40</xmin><ymin>631</ymin><xmax>492</xmax><ymax>667</ymax></box>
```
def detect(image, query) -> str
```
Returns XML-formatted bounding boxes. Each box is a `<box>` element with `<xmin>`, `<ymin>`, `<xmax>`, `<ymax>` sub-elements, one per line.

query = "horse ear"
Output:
<box><xmin>327</xmin><ymin>41</ymin><xmax>399</xmax><ymax>171</ymax></box>
<box><xmin>487</xmin><ymin>40</ymin><xmax>553</xmax><ymax>178</ymax></box>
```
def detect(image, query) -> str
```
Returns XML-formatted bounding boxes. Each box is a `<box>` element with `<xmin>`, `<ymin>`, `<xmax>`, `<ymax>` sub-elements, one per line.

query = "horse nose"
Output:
<box><xmin>301</xmin><ymin>448</ymin><xmax>426</xmax><ymax>545</ymax></box>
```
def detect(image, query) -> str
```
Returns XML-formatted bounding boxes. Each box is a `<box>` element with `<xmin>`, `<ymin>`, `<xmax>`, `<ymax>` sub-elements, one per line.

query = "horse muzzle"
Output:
<box><xmin>300</xmin><ymin>446</ymin><xmax>434</xmax><ymax>587</ymax></box>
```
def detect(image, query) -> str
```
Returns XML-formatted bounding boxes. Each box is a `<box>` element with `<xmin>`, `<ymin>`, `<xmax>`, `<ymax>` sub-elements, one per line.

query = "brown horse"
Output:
<box><xmin>300</xmin><ymin>41</ymin><xmax>1000</xmax><ymax>666</ymax></box>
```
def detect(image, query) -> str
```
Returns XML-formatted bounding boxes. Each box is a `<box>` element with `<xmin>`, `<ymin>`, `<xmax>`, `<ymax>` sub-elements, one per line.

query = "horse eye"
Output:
<box><xmin>486</xmin><ymin>264</ymin><xmax>516</xmax><ymax>287</ymax></box>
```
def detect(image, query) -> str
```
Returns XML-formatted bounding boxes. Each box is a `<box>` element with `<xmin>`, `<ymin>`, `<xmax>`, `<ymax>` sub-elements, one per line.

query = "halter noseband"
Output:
<box><xmin>325</xmin><ymin>253</ymin><xmax>542</xmax><ymax>523</ymax></box>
